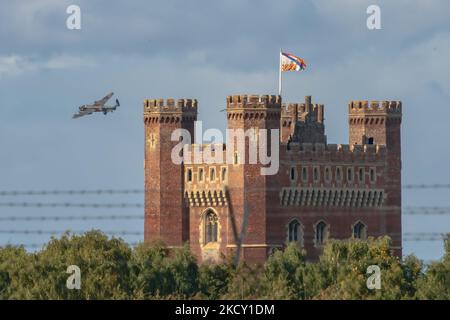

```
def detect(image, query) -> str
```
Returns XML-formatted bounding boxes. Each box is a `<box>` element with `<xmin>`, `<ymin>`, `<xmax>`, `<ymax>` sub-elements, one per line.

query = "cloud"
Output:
<box><xmin>0</xmin><ymin>54</ymin><xmax>95</xmax><ymax>79</ymax></box>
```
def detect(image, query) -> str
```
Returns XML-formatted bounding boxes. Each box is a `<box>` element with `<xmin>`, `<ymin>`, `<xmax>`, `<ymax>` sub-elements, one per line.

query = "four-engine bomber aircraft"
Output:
<box><xmin>72</xmin><ymin>92</ymin><xmax>120</xmax><ymax>119</ymax></box>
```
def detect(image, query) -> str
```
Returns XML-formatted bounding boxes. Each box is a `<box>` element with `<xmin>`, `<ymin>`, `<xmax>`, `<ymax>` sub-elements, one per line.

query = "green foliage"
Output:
<box><xmin>416</xmin><ymin>234</ymin><xmax>450</xmax><ymax>300</ymax></box>
<box><xmin>0</xmin><ymin>231</ymin><xmax>448</xmax><ymax>300</ymax></box>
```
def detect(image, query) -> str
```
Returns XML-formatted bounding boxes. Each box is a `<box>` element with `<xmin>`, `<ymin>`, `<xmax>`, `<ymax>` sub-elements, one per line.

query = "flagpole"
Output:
<box><xmin>278</xmin><ymin>48</ymin><xmax>282</xmax><ymax>96</ymax></box>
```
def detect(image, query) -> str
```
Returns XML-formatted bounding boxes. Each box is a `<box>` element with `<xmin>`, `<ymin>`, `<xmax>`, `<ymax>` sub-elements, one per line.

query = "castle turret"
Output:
<box><xmin>348</xmin><ymin>100</ymin><xmax>402</xmax><ymax>151</ymax></box>
<box><xmin>226</xmin><ymin>94</ymin><xmax>281</xmax><ymax>262</ymax></box>
<box><xmin>348</xmin><ymin>100</ymin><xmax>402</xmax><ymax>254</ymax></box>
<box><xmin>281</xmin><ymin>96</ymin><xmax>326</xmax><ymax>144</ymax></box>
<box><xmin>143</xmin><ymin>98</ymin><xmax>197</xmax><ymax>246</ymax></box>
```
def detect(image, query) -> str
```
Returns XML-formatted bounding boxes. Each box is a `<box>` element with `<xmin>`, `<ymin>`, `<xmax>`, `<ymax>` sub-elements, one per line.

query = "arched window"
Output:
<box><xmin>221</xmin><ymin>167</ymin><xmax>227</xmax><ymax>181</ymax></box>
<box><xmin>198</xmin><ymin>168</ymin><xmax>204</xmax><ymax>181</ymax></box>
<box><xmin>367</xmin><ymin>137</ymin><xmax>374</xmax><ymax>145</ymax></box>
<box><xmin>187</xmin><ymin>169</ymin><xmax>193</xmax><ymax>182</ymax></box>
<box><xmin>336</xmin><ymin>167</ymin><xmax>341</xmax><ymax>181</ymax></box>
<box><xmin>315</xmin><ymin>221</ymin><xmax>328</xmax><ymax>245</ymax></box>
<box><xmin>302</xmin><ymin>167</ymin><xmax>308</xmax><ymax>181</ymax></box>
<box><xmin>347</xmin><ymin>167</ymin><xmax>353</xmax><ymax>182</ymax></box>
<box><xmin>370</xmin><ymin>168</ymin><xmax>376</xmax><ymax>183</ymax></box>
<box><xmin>359</xmin><ymin>168</ymin><xmax>364</xmax><ymax>183</ymax></box>
<box><xmin>325</xmin><ymin>167</ymin><xmax>330</xmax><ymax>182</ymax></box>
<box><xmin>352</xmin><ymin>221</ymin><xmax>367</xmax><ymax>240</ymax></box>
<box><xmin>205</xmin><ymin>211</ymin><xmax>218</xmax><ymax>244</ymax></box>
<box><xmin>290</xmin><ymin>167</ymin><xmax>296</xmax><ymax>181</ymax></box>
<box><xmin>210</xmin><ymin>168</ymin><xmax>216</xmax><ymax>181</ymax></box>
<box><xmin>288</xmin><ymin>220</ymin><xmax>302</xmax><ymax>243</ymax></box>
<box><xmin>314</xmin><ymin>167</ymin><xmax>319</xmax><ymax>181</ymax></box>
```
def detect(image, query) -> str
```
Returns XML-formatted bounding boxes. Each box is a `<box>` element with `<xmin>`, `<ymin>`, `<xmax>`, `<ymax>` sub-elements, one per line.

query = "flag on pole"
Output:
<box><xmin>280</xmin><ymin>51</ymin><xmax>307</xmax><ymax>72</ymax></box>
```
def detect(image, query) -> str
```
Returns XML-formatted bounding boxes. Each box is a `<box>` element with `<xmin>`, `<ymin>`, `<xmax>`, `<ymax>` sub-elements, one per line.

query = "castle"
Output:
<box><xmin>143</xmin><ymin>95</ymin><xmax>402</xmax><ymax>263</ymax></box>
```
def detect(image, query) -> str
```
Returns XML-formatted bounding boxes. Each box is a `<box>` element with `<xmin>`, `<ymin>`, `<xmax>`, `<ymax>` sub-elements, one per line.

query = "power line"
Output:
<box><xmin>0</xmin><ymin>189</ymin><xmax>144</xmax><ymax>196</ymax></box>
<box><xmin>0</xmin><ymin>215</ymin><xmax>143</xmax><ymax>221</ymax></box>
<box><xmin>2</xmin><ymin>236</ymin><xmax>446</xmax><ymax>250</ymax></box>
<box><xmin>0</xmin><ymin>230</ymin><xmax>142</xmax><ymax>236</ymax></box>
<box><xmin>0</xmin><ymin>202</ymin><xmax>143</xmax><ymax>208</ymax></box>
<box><xmin>403</xmin><ymin>184</ymin><xmax>450</xmax><ymax>189</ymax></box>
<box><xmin>0</xmin><ymin>183</ymin><xmax>449</xmax><ymax>197</ymax></box>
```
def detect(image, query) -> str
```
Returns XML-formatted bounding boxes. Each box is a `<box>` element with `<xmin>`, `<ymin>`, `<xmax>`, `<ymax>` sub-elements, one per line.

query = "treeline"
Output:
<box><xmin>0</xmin><ymin>231</ymin><xmax>449</xmax><ymax>299</ymax></box>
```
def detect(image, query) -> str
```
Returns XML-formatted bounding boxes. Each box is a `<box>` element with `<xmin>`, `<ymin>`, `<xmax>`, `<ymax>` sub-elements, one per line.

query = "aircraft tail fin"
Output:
<box><xmin>115</xmin><ymin>99</ymin><xmax>120</xmax><ymax>107</ymax></box>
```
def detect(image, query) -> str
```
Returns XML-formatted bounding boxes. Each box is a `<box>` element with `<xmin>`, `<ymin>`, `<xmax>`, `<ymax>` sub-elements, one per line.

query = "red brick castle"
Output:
<box><xmin>143</xmin><ymin>95</ymin><xmax>402</xmax><ymax>263</ymax></box>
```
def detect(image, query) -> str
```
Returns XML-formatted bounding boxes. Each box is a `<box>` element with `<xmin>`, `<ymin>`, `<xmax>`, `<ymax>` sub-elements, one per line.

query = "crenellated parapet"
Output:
<box><xmin>281</xmin><ymin>142</ymin><xmax>386</xmax><ymax>162</ymax></box>
<box><xmin>143</xmin><ymin>98</ymin><xmax>198</xmax><ymax>124</ymax></box>
<box><xmin>226</xmin><ymin>94</ymin><xmax>282</xmax><ymax>122</ymax></box>
<box><xmin>348</xmin><ymin>100</ymin><xmax>402</xmax><ymax>117</ymax></box>
<box><xmin>226</xmin><ymin>94</ymin><xmax>281</xmax><ymax>109</ymax></box>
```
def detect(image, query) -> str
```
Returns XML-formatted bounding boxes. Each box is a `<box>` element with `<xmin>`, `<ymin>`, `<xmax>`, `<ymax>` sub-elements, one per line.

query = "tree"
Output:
<box><xmin>25</xmin><ymin>230</ymin><xmax>133</xmax><ymax>299</ymax></box>
<box><xmin>417</xmin><ymin>234</ymin><xmax>450</xmax><ymax>299</ymax></box>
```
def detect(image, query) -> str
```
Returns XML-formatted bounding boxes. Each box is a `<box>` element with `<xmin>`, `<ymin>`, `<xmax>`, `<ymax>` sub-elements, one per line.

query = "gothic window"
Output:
<box><xmin>290</xmin><ymin>167</ymin><xmax>296</xmax><ymax>181</ymax></box>
<box><xmin>210</xmin><ymin>168</ymin><xmax>216</xmax><ymax>181</ymax></box>
<box><xmin>315</xmin><ymin>221</ymin><xmax>328</xmax><ymax>245</ymax></box>
<box><xmin>325</xmin><ymin>167</ymin><xmax>330</xmax><ymax>182</ymax></box>
<box><xmin>221</xmin><ymin>167</ymin><xmax>227</xmax><ymax>181</ymax></box>
<box><xmin>336</xmin><ymin>167</ymin><xmax>342</xmax><ymax>181</ymax></box>
<box><xmin>359</xmin><ymin>168</ymin><xmax>364</xmax><ymax>183</ymax></box>
<box><xmin>314</xmin><ymin>167</ymin><xmax>319</xmax><ymax>182</ymax></box>
<box><xmin>233</xmin><ymin>152</ymin><xmax>239</xmax><ymax>165</ymax></box>
<box><xmin>352</xmin><ymin>221</ymin><xmax>367</xmax><ymax>240</ymax></box>
<box><xmin>187</xmin><ymin>169</ymin><xmax>192</xmax><ymax>182</ymax></box>
<box><xmin>288</xmin><ymin>219</ymin><xmax>302</xmax><ymax>244</ymax></box>
<box><xmin>205</xmin><ymin>211</ymin><xmax>218</xmax><ymax>244</ymax></box>
<box><xmin>198</xmin><ymin>168</ymin><xmax>204</xmax><ymax>181</ymax></box>
<box><xmin>370</xmin><ymin>168</ymin><xmax>376</xmax><ymax>183</ymax></box>
<box><xmin>347</xmin><ymin>167</ymin><xmax>353</xmax><ymax>182</ymax></box>
<box><xmin>302</xmin><ymin>167</ymin><xmax>308</xmax><ymax>181</ymax></box>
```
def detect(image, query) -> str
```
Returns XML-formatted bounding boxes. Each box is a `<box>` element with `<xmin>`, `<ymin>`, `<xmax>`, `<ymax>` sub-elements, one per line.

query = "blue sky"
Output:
<box><xmin>0</xmin><ymin>0</ymin><xmax>449</xmax><ymax>261</ymax></box>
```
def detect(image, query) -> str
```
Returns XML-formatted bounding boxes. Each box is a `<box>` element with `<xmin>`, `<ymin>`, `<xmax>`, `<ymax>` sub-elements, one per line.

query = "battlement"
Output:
<box><xmin>280</xmin><ymin>96</ymin><xmax>324</xmax><ymax>123</ymax></box>
<box><xmin>281</xmin><ymin>142</ymin><xmax>386</xmax><ymax>162</ymax></box>
<box><xmin>281</xmin><ymin>103</ymin><xmax>324</xmax><ymax>118</ymax></box>
<box><xmin>144</xmin><ymin>98</ymin><xmax>198</xmax><ymax>113</ymax></box>
<box><xmin>348</xmin><ymin>100</ymin><xmax>402</xmax><ymax>115</ymax></box>
<box><xmin>226</xmin><ymin>94</ymin><xmax>282</xmax><ymax>109</ymax></box>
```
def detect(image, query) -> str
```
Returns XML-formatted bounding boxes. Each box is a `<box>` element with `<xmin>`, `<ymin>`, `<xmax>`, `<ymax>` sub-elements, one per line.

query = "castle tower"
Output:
<box><xmin>348</xmin><ymin>100</ymin><xmax>402</xmax><ymax>151</ymax></box>
<box><xmin>143</xmin><ymin>98</ymin><xmax>197</xmax><ymax>246</ymax></box>
<box><xmin>226</xmin><ymin>94</ymin><xmax>281</xmax><ymax>262</ymax></box>
<box><xmin>348</xmin><ymin>100</ymin><xmax>403</xmax><ymax>254</ymax></box>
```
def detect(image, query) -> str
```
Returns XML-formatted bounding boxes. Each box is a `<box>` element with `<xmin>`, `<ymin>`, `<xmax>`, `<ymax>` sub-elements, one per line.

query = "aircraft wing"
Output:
<box><xmin>72</xmin><ymin>110</ymin><xmax>94</xmax><ymax>119</ymax></box>
<box><xmin>93</xmin><ymin>92</ymin><xmax>114</xmax><ymax>106</ymax></box>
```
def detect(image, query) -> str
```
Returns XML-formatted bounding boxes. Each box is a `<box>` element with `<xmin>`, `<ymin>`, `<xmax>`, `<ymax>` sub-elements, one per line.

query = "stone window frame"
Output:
<box><xmin>198</xmin><ymin>167</ymin><xmax>204</xmax><ymax>182</ymax></box>
<box><xmin>358</xmin><ymin>167</ymin><xmax>365</xmax><ymax>184</ymax></box>
<box><xmin>209</xmin><ymin>167</ymin><xmax>216</xmax><ymax>182</ymax></box>
<box><xmin>233</xmin><ymin>151</ymin><xmax>239</xmax><ymax>166</ymax></box>
<box><xmin>335</xmin><ymin>166</ymin><xmax>343</xmax><ymax>183</ymax></box>
<box><xmin>369</xmin><ymin>167</ymin><xmax>377</xmax><ymax>184</ymax></box>
<box><xmin>313</xmin><ymin>220</ymin><xmax>330</xmax><ymax>247</ymax></box>
<box><xmin>290</xmin><ymin>166</ymin><xmax>297</xmax><ymax>182</ymax></box>
<box><xmin>220</xmin><ymin>166</ymin><xmax>228</xmax><ymax>182</ymax></box>
<box><xmin>199</xmin><ymin>208</ymin><xmax>221</xmax><ymax>246</ymax></box>
<box><xmin>302</xmin><ymin>166</ymin><xmax>308</xmax><ymax>182</ymax></box>
<box><xmin>286</xmin><ymin>218</ymin><xmax>304</xmax><ymax>247</ymax></box>
<box><xmin>347</xmin><ymin>166</ymin><xmax>354</xmax><ymax>183</ymax></box>
<box><xmin>351</xmin><ymin>220</ymin><xmax>368</xmax><ymax>240</ymax></box>
<box><xmin>186</xmin><ymin>167</ymin><xmax>193</xmax><ymax>183</ymax></box>
<box><xmin>324</xmin><ymin>166</ymin><xmax>331</xmax><ymax>183</ymax></box>
<box><xmin>313</xmin><ymin>166</ymin><xmax>320</xmax><ymax>183</ymax></box>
